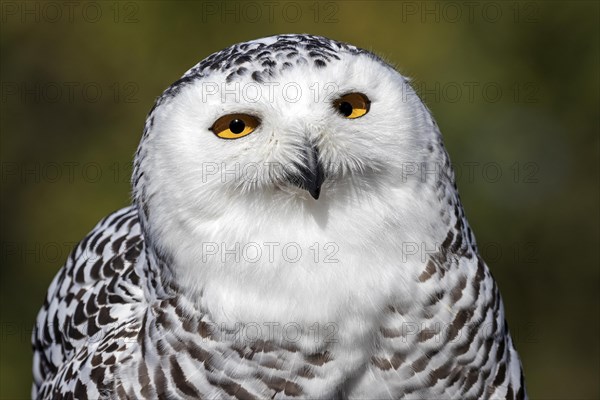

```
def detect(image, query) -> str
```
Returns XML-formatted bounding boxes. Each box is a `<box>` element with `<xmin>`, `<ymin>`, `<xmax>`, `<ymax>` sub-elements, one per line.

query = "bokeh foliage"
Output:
<box><xmin>1</xmin><ymin>1</ymin><xmax>598</xmax><ymax>398</ymax></box>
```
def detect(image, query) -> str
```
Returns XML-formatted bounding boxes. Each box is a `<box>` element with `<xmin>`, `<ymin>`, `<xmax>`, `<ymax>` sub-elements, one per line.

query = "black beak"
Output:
<box><xmin>287</xmin><ymin>143</ymin><xmax>325</xmax><ymax>199</ymax></box>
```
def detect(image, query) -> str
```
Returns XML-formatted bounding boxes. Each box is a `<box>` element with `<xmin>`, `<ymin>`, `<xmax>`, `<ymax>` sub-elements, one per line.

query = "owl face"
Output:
<box><xmin>132</xmin><ymin>35</ymin><xmax>453</xmax><ymax>322</ymax></box>
<box><xmin>140</xmin><ymin>35</ymin><xmax>435</xmax><ymax>218</ymax></box>
<box><xmin>134</xmin><ymin>34</ymin><xmax>446</xmax><ymax>273</ymax></box>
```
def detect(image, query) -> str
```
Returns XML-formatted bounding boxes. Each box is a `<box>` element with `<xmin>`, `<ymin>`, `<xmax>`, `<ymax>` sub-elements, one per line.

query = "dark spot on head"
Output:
<box><xmin>235</xmin><ymin>55</ymin><xmax>252</xmax><ymax>65</ymax></box>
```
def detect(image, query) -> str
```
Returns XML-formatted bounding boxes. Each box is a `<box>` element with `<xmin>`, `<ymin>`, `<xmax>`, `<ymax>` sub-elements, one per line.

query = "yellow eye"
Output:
<box><xmin>334</xmin><ymin>93</ymin><xmax>370</xmax><ymax>119</ymax></box>
<box><xmin>210</xmin><ymin>113</ymin><xmax>260</xmax><ymax>139</ymax></box>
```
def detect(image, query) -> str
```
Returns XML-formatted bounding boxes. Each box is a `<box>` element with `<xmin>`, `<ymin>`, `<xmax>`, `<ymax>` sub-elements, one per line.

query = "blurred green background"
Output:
<box><xmin>1</xmin><ymin>1</ymin><xmax>598</xmax><ymax>398</ymax></box>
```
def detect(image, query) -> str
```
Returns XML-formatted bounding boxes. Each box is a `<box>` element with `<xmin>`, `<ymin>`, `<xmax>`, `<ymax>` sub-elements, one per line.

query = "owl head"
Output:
<box><xmin>132</xmin><ymin>34</ymin><xmax>456</xmax><ymax>276</ymax></box>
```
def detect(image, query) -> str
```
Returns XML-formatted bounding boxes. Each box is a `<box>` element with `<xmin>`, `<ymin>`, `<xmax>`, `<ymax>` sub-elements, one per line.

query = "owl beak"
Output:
<box><xmin>288</xmin><ymin>143</ymin><xmax>325</xmax><ymax>200</ymax></box>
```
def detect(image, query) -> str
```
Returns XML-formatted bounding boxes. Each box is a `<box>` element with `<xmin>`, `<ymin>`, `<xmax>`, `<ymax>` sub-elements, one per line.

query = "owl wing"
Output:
<box><xmin>350</xmin><ymin>240</ymin><xmax>527</xmax><ymax>399</ymax></box>
<box><xmin>32</xmin><ymin>206</ymin><xmax>146</xmax><ymax>399</ymax></box>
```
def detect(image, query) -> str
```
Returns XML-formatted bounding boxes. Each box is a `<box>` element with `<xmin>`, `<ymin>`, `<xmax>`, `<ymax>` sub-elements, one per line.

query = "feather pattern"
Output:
<box><xmin>32</xmin><ymin>34</ymin><xmax>526</xmax><ymax>399</ymax></box>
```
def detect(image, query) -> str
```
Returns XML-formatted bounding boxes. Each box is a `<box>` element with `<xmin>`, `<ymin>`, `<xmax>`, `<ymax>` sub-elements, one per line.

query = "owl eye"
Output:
<box><xmin>210</xmin><ymin>113</ymin><xmax>260</xmax><ymax>139</ymax></box>
<box><xmin>333</xmin><ymin>93</ymin><xmax>370</xmax><ymax>119</ymax></box>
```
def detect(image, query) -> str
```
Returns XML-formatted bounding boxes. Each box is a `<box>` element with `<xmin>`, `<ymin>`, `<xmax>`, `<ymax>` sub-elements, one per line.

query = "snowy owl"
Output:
<box><xmin>32</xmin><ymin>34</ymin><xmax>526</xmax><ymax>399</ymax></box>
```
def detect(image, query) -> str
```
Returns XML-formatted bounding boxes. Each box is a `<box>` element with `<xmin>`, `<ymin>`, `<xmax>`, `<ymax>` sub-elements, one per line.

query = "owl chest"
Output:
<box><xmin>114</xmin><ymin>307</ymin><xmax>372</xmax><ymax>398</ymax></box>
